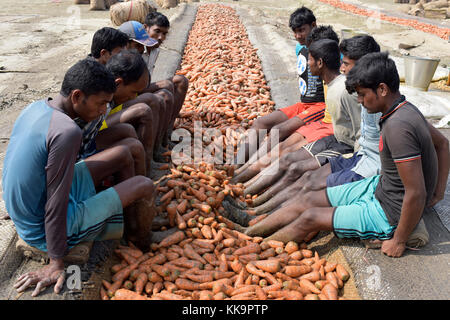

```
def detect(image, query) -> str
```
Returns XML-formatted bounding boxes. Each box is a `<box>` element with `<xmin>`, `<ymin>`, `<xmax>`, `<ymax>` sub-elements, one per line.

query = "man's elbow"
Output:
<box><xmin>406</xmin><ymin>187</ymin><xmax>427</xmax><ymax>206</ymax></box>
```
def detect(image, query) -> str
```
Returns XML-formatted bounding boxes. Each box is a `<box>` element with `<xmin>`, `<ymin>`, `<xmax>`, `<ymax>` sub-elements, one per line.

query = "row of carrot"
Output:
<box><xmin>318</xmin><ymin>0</ymin><xmax>450</xmax><ymax>40</ymax></box>
<box><xmin>99</xmin><ymin>4</ymin><xmax>351</xmax><ymax>300</ymax></box>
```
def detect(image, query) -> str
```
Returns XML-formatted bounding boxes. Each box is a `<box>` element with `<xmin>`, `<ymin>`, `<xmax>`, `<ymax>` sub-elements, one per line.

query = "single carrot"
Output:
<box><xmin>233</xmin><ymin>243</ymin><xmax>261</xmax><ymax>256</ymax></box>
<box><xmin>335</xmin><ymin>264</ymin><xmax>350</xmax><ymax>282</ymax></box>
<box><xmin>145</xmin><ymin>282</ymin><xmax>154</xmax><ymax>295</ymax></box>
<box><xmin>326</xmin><ymin>272</ymin><xmax>339</xmax><ymax>289</ymax></box>
<box><xmin>134</xmin><ymin>272</ymin><xmax>148</xmax><ymax>295</ymax></box>
<box><xmin>322</xmin><ymin>283</ymin><xmax>338</xmax><ymax>300</ymax></box>
<box><xmin>253</xmin><ymin>260</ymin><xmax>281</xmax><ymax>274</ymax></box>
<box><xmin>265</xmin><ymin>240</ymin><xmax>284</xmax><ymax>249</ymax></box>
<box><xmin>175</xmin><ymin>278</ymin><xmax>201</xmax><ymax>291</ymax></box>
<box><xmin>304</xmin><ymin>293</ymin><xmax>320</xmax><ymax>300</ymax></box>
<box><xmin>166</xmin><ymin>203</ymin><xmax>178</xmax><ymax>227</ymax></box>
<box><xmin>200</xmin><ymin>225</ymin><xmax>213</xmax><ymax>239</ymax></box>
<box><xmin>100</xmin><ymin>287</ymin><xmax>109</xmax><ymax>300</ymax></box>
<box><xmin>186</xmin><ymin>273</ymin><xmax>214</xmax><ymax>283</ymax></box>
<box><xmin>160</xmin><ymin>189</ymin><xmax>175</xmax><ymax>203</ymax></box>
<box><xmin>183</xmin><ymin>244</ymin><xmax>207</xmax><ymax>264</ymax></box>
<box><xmin>246</xmin><ymin>262</ymin><xmax>266</xmax><ymax>278</ymax></box>
<box><xmin>114</xmin><ymin>288</ymin><xmax>148</xmax><ymax>300</ymax></box>
<box><xmin>284</xmin><ymin>241</ymin><xmax>299</xmax><ymax>254</ymax></box>
<box><xmin>284</xmin><ymin>265</ymin><xmax>312</xmax><ymax>278</ymax></box>
<box><xmin>158</xmin><ymin>230</ymin><xmax>185</xmax><ymax>247</ymax></box>
<box><xmin>300</xmin><ymin>271</ymin><xmax>320</xmax><ymax>282</ymax></box>
<box><xmin>299</xmin><ymin>279</ymin><xmax>321</xmax><ymax>295</ymax></box>
<box><xmin>324</xmin><ymin>262</ymin><xmax>337</xmax><ymax>273</ymax></box>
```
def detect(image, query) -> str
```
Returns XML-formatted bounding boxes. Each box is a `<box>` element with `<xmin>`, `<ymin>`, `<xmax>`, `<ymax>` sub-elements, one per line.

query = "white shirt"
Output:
<box><xmin>142</xmin><ymin>47</ymin><xmax>160</xmax><ymax>76</ymax></box>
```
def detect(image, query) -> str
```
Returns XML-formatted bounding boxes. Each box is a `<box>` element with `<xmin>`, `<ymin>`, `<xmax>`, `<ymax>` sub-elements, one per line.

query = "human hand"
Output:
<box><xmin>427</xmin><ymin>191</ymin><xmax>444</xmax><ymax>208</ymax></box>
<box><xmin>14</xmin><ymin>258</ymin><xmax>65</xmax><ymax>297</ymax></box>
<box><xmin>381</xmin><ymin>238</ymin><xmax>406</xmax><ymax>258</ymax></box>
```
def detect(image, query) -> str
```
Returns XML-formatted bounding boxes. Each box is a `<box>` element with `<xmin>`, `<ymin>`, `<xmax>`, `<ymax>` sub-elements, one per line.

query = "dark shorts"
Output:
<box><xmin>302</xmin><ymin>135</ymin><xmax>354</xmax><ymax>166</ymax></box>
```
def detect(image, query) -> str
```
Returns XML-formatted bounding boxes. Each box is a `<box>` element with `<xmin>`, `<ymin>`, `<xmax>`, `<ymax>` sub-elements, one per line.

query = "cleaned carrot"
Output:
<box><xmin>160</xmin><ymin>189</ymin><xmax>175</xmax><ymax>203</ymax></box>
<box><xmin>300</xmin><ymin>271</ymin><xmax>320</xmax><ymax>282</ymax></box>
<box><xmin>326</xmin><ymin>272</ymin><xmax>339</xmax><ymax>289</ymax></box>
<box><xmin>265</xmin><ymin>240</ymin><xmax>284</xmax><ymax>249</ymax></box>
<box><xmin>191</xmin><ymin>203</ymin><xmax>212</xmax><ymax>214</ymax></box>
<box><xmin>301</xmin><ymin>249</ymin><xmax>313</xmax><ymax>258</ymax></box>
<box><xmin>186</xmin><ymin>273</ymin><xmax>214</xmax><ymax>283</ymax></box>
<box><xmin>155</xmin><ymin>292</ymin><xmax>184</xmax><ymax>300</ymax></box>
<box><xmin>299</xmin><ymin>279</ymin><xmax>321</xmax><ymax>295</ymax></box>
<box><xmin>233</xmin><ymin>243</ymin><xmax>261</xmax><ymax>256</ymax></box>
<box><xmin>175</xmin><ymin>278</ymin><xmax>201</xmax><ymax>291</ymax></box>
<box><xmin>183</xmin><ymin>244</ymin><xmax>207</xmax><ymax>264</ymax></box>
<box><xmin>335</xmin><ymin>264</ymin><xmax>350</xmax><ymax>282</ymax></box>
<box><xmin>322</xmin><ymin>283</ymin><xmax>338</xmax><ymax>300</ymax></box>
<box><xmin>158</xmin><ymin>230</ymin><xmax>185</xmax><ymax>247</ymax></box>
<box><xmin>100</xmin><ymin>287</ymin><xmax>109</xmax><ymax>300</ymax></box>
<box><xmin>246</xmin><ymin>262</ymin><xmax>266</xmax><ymax>278</ymax></box>
<box><xmin>284</xmin><ymin>265</ymin><xmax>312</xmax><ymax>278</ymax></box>
<box><xmin>304</xmin><ymin>293</ymin><xmax>320</xmax><ymax>300</ymax></box>
<box><xmin>284</xmin><ymin>241</ymin><xmax>299</xmax><ymax>254</ymax></box>
<box><xmin>253</xmin><ymin>260</ymin><xmax>281</xmax><ymax>274</ymax></box>
<box><xmin>134</xmin><ymin>272</ymin><xmax>148</xmax><ymax>295</ymax></box>
<box><xmin>324</xmin><ymin>262</ymin><xmax>337</xmax><ymax>273</ymax></box>
<box><xmin>200</xmin><ymin>225</ymin><xmax>213</xmax><ymax>239</ymax></box>
<box><xmin>114</xmin><ymin>288</ymin><xmax>148</xmax><ymax>300</ymax></box>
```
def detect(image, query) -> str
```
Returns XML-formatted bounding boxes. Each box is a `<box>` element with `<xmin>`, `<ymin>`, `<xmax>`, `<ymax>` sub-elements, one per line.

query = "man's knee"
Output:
<box><xmin>157</xmin><ymin>79</ymin><xmax>174</xmax><ymax>94</ymax></box>
<box><xmin>130</xmin><ymin>103</ymin><xmax>153</xmax><ymax>123</ymax></box>
<box><xmin>135</xmin><ymin>176</ymin><xmax>155</xmax><ymax>198</ymax></box>
<box><xmin>121</xmin><ymin>137</ymin><xmax>145</xmax><ymax>159</ymax></box>
<box><xmin>173</xmin><ymin>75</ymin><xmax>189</xmax><ymax>92</ymax></box>
<box><xmin>117</xmin><ymin>123</ymin><xmax>138</xmax><ymax>140</ymax></box>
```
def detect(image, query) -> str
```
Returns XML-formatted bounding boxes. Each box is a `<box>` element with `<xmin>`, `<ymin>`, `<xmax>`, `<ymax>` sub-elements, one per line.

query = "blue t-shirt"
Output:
<box><xmin>296</xmin><ymin>44</ymin><xmax>324</xmax><ymax>103</ymax></box>
<box><xmin>2</xmin><ymin>100</ymin><xmax>81</xmax><ymax>258</ymax></box>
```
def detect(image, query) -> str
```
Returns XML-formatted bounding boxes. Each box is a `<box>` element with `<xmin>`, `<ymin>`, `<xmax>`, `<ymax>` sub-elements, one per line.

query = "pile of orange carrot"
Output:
<box><xmin>99</xmin><ymin>4</ymin><xmax>351</xmax><ymax>300</ymax></box>
<box><xmin>318</xmin><ymin>0</ymin><xmax>450</xmax><ymax>40</ymax></box>
<box><xmin>103</xmin><ymin>237</ymin><xmax>350</xmax><ymax>300</ymax></box>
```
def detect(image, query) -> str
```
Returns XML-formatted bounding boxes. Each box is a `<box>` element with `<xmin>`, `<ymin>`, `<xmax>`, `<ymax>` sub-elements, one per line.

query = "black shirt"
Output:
<box><xmin>375</xmin><ymin>95</ymin><xmax>438</xmax><ymax>226</ymax></box>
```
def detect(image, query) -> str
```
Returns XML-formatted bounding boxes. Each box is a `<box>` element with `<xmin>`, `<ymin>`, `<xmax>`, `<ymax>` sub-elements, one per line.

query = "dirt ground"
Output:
<box><xmin>0</xmin><ymin>0</ymin><xmax>449</xmax><ymax>300</ymax></box>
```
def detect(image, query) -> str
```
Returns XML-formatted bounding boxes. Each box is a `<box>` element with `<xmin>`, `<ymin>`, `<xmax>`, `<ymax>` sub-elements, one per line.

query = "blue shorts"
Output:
<box><xmin>326</xmin><ymin>153</ymin><xmax>363</xmax><ymax>187</ymax></box>
<box><xmin>327</xmin><ymin>175</ymin><xmax>396</xmax><ymax>240</ymax></box>
<box><xmin>33</xmin><ymin>161</ymin><xmax>124</xmax><ymax>252</ymax></box>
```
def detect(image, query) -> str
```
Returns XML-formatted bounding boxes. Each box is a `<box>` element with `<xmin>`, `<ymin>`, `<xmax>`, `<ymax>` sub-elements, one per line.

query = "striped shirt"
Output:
<box><xmin>375</xmin><ymin>96</ymin><xmax>438</xmax><ymax>226</ymax></box>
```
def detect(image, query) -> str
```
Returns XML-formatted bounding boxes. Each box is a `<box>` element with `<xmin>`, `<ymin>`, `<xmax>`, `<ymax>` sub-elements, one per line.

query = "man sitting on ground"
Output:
<box><xmin>3</xmin><ymin>59</ymin><xmax>156</xmax><ymax>297</ymax></box>
<box><xmin>237</xmin><ymin>39</ymin><xmax>361</xmax><ymax>198</ymax></box>
<box><xmin>234</xmin><ymin>6</ymin><xmax>324</xmax><ymax>167</ymax></box>
<box><xmin>143</xmin><ymin>11</ymin><xmax>189</xmax><ymax>149</ymax></box>
<box><xmin>244</xmin><ymin>53</ymin><xmax>449</xmax><ymax>258</ymax></box>
<box><xmin>79</xmin><ymin>27</ymin><xmax>147</xmax><ymax>177</ymax></box>
<box><xmin>233</xmin><ymin>25</ymin><xmax>340</xmax><ymax>184</ymax></box>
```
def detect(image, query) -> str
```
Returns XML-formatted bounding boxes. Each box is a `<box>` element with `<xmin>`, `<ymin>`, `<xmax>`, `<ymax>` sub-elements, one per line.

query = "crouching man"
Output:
<box><xmin>2</xmin><ymin>59</ymin><xmax>156</xmax><ymax>296</ymax></box>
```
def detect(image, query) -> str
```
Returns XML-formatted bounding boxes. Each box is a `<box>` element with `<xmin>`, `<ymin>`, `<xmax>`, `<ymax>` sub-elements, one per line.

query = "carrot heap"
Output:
<box><xmin>104</xmin><ymin>238</ymin><xmax>350</xmax><ymax>300</ymax></box>
<box><xmin>318</xmin><ymin>0</ymin><xmax>450</xmax><ymax>40</ymax></box>
<box><xmin>99</xmin><ymin>4</ymin><xmax>351</xmax><ymax>301</ymax></box>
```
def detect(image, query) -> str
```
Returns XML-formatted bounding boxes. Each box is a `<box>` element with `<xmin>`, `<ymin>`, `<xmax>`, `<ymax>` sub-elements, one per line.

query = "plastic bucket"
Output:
<box><xmin>403</xmin><ymin>56</ymin><xmax>440</xmax><ymax>91</ymax></box>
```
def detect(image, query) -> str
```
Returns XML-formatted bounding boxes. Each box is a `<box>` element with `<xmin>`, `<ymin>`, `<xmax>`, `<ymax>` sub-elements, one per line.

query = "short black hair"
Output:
<box><xmin>308</xmin><ymin>39</ymin><xmax>341</xmax><ymax>71</ymax></box>
<box><xmin>289</xmin><ymin>7</ymin><xmax>316</xmax><ymax>31</ymax></box>
<box><xmin>339</xmin><ymin>35</ymin><xmax>381</xmax><ymax>61</ymax></box>
<box><xmin>105</xmin><ymin>49</ymin><xmax>147</xmax><ymax>85</ymax></box>
<box><xmin>145</xmin><ymin>11</ymin><xmax>170</xmax><ymax>28</ymax></box>
<box><xmin>345</xmin><ymin>52</ymin><xmax>400</xmax><ymax>94</ymax></box>
<box><xmin>60</xmin><ymin>59</ymin><xmax>116</xmax><ymax>98</ymax></box>
<box><xmin>306</xmin><ymin>25</ymin><xmax>339</xmax><ymax>47</ymax></box>
<box><xmin>90</xmin><ymin>27</ymin><xmax>129</xmax><ymax>59</ymax></box>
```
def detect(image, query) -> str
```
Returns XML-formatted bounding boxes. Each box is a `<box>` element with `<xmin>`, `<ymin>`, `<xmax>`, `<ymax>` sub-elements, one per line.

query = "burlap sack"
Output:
<box><xmin>110</xmin><ymin>0</ymin><xmax>156</xmax><ymax>26</ymax></box>
<box><xmin>90</xmin><ymin>0</ymin><xmax>106</xmax><ymax>10</ymax></box>
<box><xmin>155</xmin><ymin>0</ymin><xmax>178</xmax><ymax>9</ymax></box>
